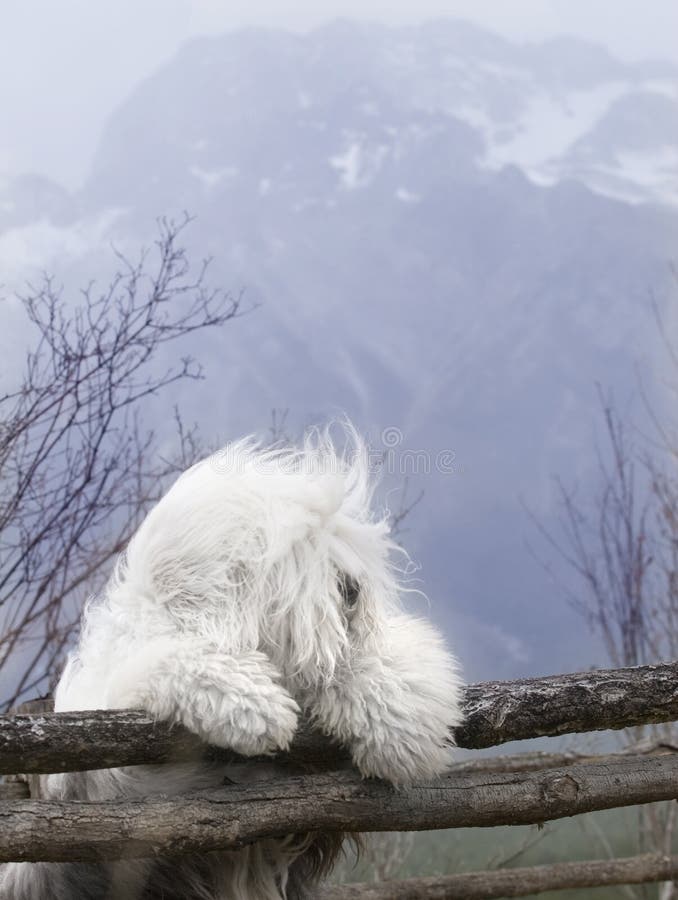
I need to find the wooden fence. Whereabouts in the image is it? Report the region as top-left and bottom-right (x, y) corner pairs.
(1, 661), (677, 897)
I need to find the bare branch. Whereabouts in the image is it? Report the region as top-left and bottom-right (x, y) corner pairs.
(319, 853), (678, 899)
(0, 217), (240, 706)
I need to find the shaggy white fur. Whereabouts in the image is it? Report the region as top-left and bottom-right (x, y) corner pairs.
(1, 427), (463, 900)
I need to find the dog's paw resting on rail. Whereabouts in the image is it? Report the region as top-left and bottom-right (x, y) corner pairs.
(0, 425), (462, 900)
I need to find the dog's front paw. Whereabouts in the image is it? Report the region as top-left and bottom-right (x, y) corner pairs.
(129, 647), (301, 757)
(347, 615), (463, 785)
(194, 678), (300, 756)
(351, 720), (454, 786)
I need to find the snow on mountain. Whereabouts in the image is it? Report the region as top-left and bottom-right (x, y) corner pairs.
(558, 90), (678, 204)
(478, 82), (629, 172)
(66, 20), (674, 218)
(361, 23), (678, 206)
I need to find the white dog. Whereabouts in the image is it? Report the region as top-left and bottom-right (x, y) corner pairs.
(1, 428), (463, 899)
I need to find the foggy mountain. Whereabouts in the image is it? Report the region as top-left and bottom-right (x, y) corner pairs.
(1, 19), (676, 681)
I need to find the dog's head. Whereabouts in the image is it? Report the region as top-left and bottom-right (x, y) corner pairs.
(132, 425), (405, 684)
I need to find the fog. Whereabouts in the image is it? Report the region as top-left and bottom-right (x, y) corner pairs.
(1, 2), (677, 690)
(1, 0), (677, 186)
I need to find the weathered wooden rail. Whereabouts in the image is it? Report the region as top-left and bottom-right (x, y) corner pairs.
(2, 753), (678, 863)
(2, 660), (677, 775)
(1, 660), (677, 896)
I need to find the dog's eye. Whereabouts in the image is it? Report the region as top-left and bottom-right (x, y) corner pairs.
(339, 574), (360, 608)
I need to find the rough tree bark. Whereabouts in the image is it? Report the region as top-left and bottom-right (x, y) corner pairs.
(457, 660), (678, 748)
(1, 660), (677, 775)
(1, 755), (677, 863)
(1, 743), (673, 803)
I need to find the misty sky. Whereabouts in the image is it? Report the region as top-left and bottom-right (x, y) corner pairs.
(1, 0), (677, 188)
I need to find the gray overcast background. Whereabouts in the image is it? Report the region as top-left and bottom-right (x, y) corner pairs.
(1, 0), (678, 188)
(1, 0), (677, 690)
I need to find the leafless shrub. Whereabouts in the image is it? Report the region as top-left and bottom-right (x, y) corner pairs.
(531, 285), (678, 898)
(0, 216), (239, 708)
